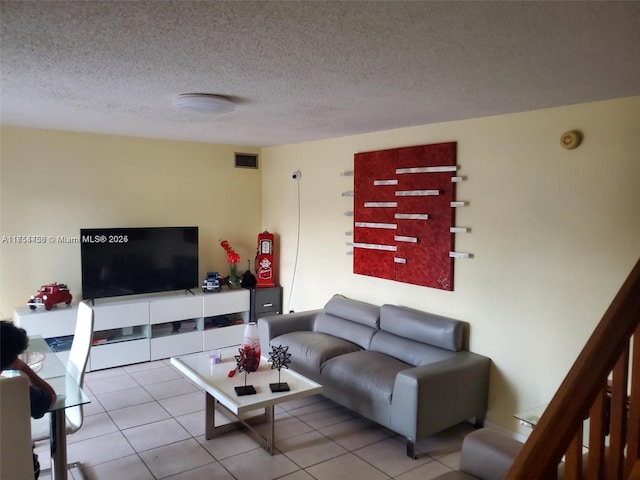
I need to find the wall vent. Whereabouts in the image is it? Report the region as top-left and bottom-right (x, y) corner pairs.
(235, 153), (258, 169)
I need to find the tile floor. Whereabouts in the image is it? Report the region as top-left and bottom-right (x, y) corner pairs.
(36, 358), (474, 480)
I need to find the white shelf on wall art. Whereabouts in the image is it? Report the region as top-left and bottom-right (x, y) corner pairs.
(449, 251), (473, 259)
(396, 166), (458, 174)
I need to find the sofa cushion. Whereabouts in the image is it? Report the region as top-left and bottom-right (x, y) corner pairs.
(323, 294), (380, 328)
(370, 331), (457, 367)
(314, 312), (378, 349)
(272, 331), (362, 380)
(380, 304), (463, 352)
(320, 350), (410, 404)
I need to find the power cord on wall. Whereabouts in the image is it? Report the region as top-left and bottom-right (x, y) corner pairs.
(287, 170), (302, 313)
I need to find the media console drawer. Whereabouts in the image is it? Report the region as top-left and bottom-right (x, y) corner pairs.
(90, 338), (150, 370)
(203, 289), (249, 317)
(203, 324), (244, 351)
(151, 330), (202, 360)
(150, 295), (202, 324)
(94, 301), (149, 330)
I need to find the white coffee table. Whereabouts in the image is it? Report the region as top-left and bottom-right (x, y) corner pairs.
(171, 349), (322, 454)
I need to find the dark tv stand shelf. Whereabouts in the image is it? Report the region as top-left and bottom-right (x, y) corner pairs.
(249, 286), (282, 323)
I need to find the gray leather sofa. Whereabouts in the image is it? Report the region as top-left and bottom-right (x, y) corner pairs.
(257, 294), (491, 458)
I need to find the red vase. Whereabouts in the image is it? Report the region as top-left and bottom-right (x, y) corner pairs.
(240, 322), (260, 372)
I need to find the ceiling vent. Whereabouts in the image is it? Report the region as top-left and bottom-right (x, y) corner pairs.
(235, 153), (258, 169)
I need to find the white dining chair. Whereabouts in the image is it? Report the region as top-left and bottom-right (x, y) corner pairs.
(31, 301), (94, 441)
(1, 373), (35, 479)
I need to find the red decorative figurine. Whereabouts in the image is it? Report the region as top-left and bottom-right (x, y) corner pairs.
(28, 283), (72, 310)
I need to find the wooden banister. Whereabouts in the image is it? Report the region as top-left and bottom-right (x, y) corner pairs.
(587, 385), (607, 480)
(506, 257), (640, 479)
(627, 324), (640, 476)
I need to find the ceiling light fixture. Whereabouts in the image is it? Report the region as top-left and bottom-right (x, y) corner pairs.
(173, 93), (235, 114)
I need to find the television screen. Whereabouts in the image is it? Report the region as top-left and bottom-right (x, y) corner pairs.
(80, 226), (198, 300)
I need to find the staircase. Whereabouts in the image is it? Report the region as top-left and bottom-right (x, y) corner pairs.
(505, 258), (640, 479)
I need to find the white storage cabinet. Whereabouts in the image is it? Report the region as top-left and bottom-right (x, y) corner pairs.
(90, 301), (151, 370)
(14, 288), (250, 371)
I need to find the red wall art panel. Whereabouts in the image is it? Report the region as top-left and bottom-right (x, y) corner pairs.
(353, 142), (457, 290)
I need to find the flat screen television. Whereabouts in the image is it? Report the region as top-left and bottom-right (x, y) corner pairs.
(80, 226), (198, 300)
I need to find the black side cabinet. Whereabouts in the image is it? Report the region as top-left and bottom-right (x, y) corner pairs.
(250, 286), (282, 323)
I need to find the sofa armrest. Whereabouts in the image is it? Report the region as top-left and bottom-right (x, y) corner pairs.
(257, 309), (321, 350)
(459, 429), (522, 480)
(390, 352), (491, 440)
(430, 429), (522, 480)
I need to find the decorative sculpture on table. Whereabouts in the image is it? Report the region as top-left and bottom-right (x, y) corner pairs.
(234, 346), (259, 396)
(268, 345), (292, 392)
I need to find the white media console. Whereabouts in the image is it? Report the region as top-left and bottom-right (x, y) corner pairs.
(14, 288), (250, 371)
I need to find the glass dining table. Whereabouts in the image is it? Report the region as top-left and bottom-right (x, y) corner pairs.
(27, 335), (91, 480)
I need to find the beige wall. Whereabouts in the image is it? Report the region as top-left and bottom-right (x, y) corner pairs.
(0, 127), (262, 317)
(2, 97), (638, 435)
(261, 96), (640, 433)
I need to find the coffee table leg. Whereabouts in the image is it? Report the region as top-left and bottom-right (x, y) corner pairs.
(205, 392), (215, 440)
(266, 405), (274, 455)
(205, 393), (248, 440)
(204, 392), (276, 454)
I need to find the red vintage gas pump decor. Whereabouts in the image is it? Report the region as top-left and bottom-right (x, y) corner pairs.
(256, 231), (275, 288)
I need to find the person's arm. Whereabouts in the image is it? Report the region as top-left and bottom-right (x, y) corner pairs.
(9, 358), (57, 407)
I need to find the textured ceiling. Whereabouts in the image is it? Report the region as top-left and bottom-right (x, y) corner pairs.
(1, 1), (639, 147)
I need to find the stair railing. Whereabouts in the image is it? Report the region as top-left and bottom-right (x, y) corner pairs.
(506, 257), (640, 479)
